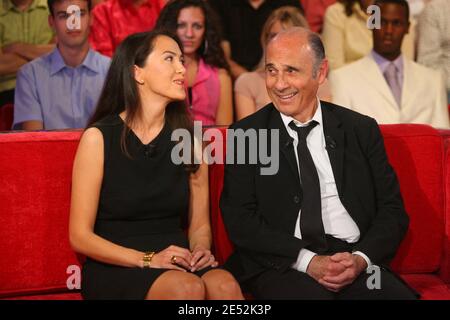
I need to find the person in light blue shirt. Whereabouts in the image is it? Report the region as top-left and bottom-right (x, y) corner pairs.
(13, 0), (110, 130)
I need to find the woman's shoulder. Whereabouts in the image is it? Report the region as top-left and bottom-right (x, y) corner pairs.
(90, 114), (122, 129)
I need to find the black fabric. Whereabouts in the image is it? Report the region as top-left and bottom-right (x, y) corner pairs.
(288, 120), (327, 253)
(0, 89), (14, 106)
(81, 115), (211, 300)
(245, 267), (417, 300)
(209, 0), (302, 71)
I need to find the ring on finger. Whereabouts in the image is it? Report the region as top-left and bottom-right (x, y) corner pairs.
(171, 255), (177, 264)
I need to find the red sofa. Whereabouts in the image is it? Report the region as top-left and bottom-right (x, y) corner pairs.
(0, 124), (449, 299)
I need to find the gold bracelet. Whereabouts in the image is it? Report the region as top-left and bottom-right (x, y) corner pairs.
(142, 251), (155, 268)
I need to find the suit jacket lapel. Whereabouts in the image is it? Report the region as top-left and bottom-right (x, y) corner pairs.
(321, 103), (345, 195)
(267, 105), (300, 185)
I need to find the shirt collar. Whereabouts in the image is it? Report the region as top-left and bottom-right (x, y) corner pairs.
(371, 49), (403, 74)
(279, 99), (323, 131)
(50, 47), (101, 75)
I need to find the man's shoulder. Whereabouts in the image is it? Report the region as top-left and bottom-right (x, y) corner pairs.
(91, 50), (112, 71)
(17, 51), (53, 78)
(230, 104), (276, 131)
(331, 56), (371, 78)
(405, 58), (443, 83)
(321, 101), (377, 128)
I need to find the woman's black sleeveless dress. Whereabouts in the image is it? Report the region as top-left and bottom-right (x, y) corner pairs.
(81, 115), (208, 299)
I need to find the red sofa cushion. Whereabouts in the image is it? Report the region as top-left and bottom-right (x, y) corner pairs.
(382, 125), (445, 274)
(0, 131), (83, 298)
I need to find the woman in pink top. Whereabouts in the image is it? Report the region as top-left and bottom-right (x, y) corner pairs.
(156, 0), (233, 126)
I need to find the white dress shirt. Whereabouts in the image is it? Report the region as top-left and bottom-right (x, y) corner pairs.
(279, 100), (372, 273)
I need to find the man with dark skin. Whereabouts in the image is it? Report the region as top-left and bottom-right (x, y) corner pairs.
(330, 0), (448, 128)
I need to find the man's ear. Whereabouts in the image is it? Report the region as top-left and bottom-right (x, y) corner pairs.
(317, 59), (329, 85)
(405, 21), (410, 34)
(48, 14), (55, 30)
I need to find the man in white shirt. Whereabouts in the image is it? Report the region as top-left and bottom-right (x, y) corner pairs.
(220, 26), (417, 299)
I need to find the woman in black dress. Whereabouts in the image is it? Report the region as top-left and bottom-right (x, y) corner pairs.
(69, 30), (243, 300)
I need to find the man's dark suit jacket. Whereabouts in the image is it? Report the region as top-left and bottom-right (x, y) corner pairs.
(220, 102), (409, 282)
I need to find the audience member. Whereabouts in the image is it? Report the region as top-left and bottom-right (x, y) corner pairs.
(0, 0), (55, 106)
(322, 0), (415, 70)
(156, 0), (232, 126)
(209, 0), (302, 79)
(406, 0), (430, 18)
(13, 0), (110, 130)
(417, 0), (450, 102)
(300, 0), (336, 33)
(234, 6), (332, 120)
(89, 0), (163, 57)
(330, 0), (448, 128)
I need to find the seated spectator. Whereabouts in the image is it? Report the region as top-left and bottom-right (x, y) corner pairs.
(209, 0), (302, 79)
(417, 0), (450, 103)
(329, 0), (448, 128)
(322, 0), (415, 70)
(89, 0), (163, 57)
(0, 0), (55, 106)
(300, 0), (336, 33)
(13, 0), (110, 130)
(156, 0), (232, 126)
(407, 0), (430, 19)
(234, 6), (332, 121)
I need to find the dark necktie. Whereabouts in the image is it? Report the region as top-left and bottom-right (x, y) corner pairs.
(288, 120), (328, 253)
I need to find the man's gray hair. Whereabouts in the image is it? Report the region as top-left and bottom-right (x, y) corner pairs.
(308, 32), (325, 78)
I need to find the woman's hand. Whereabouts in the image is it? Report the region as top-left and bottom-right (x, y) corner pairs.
(189, 246), (219, 272)
(150, 245), (192, 272)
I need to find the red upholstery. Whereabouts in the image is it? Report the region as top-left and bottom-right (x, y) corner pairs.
(0, 125), (449, 299)
(0, 131), (83, 299)
(0, 104), (13, 131)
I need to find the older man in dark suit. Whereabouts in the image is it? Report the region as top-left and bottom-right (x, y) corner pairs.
(220, 27), (417, 299)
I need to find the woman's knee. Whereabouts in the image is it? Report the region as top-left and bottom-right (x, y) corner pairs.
(202, 270), (243, 299)
(147, 271), (206, 300)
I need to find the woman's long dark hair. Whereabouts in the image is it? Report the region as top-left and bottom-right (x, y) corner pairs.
(87, 30), (198, 172)
(155, 0), (229, 70)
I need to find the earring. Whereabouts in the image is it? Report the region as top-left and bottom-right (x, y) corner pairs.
(203, 39), (208, 55)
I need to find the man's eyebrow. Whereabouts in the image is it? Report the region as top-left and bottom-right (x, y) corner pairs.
(284, 65), (301, 72)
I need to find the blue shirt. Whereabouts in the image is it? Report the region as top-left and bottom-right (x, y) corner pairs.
(13, 47), (110, 130)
